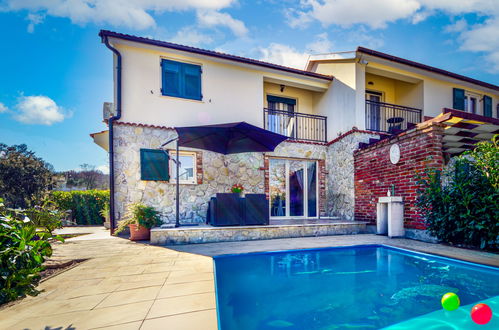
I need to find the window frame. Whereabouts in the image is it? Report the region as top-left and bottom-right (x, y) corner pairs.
(160, 58), (202, 101)
(168, 150), (198, 185)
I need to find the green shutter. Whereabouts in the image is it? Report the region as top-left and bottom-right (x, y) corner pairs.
(162, 60), (181, 97)
(183, 63), (202, 100)
(453, 88), (465, 110)
(161, 59), (202, 100)
(483, 95), (492, 117)
(140, 149), (169, 181)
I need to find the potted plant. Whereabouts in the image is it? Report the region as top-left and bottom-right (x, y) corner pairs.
(231, 183), (244, 197)
(100, 203), (110, 229)
(115, 203), (161, 241)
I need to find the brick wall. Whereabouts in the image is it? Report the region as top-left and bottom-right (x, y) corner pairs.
(353, 123), (445, 229)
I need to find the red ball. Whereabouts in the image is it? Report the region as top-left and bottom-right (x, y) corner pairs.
(470, 303), (493, 325)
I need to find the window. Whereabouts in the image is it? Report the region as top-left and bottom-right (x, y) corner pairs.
(169, 151), (197, 184)
(464, 95), (477, 114)
(161, 59), (202, 100)
(140, 149), (169, 181)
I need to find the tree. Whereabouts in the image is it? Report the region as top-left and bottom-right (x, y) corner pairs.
(63, 164), (108, 190)
(0, 143), (55, 208)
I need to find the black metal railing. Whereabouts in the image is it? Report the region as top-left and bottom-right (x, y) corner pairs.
(365, 100), (422, 133)
(264, 108), (327, 143)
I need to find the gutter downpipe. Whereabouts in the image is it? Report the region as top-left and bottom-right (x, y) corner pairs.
(102, 34), (122, 235)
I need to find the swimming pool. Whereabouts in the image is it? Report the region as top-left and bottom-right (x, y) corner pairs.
(213, 245), (499, 329)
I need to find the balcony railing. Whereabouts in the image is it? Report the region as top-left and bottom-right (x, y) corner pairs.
(365, 100), (422, 133)
(264, 108), (327, 143)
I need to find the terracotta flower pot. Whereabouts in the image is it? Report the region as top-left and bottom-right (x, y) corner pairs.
(128, 224), (150, 241)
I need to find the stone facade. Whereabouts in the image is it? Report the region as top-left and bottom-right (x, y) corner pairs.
(326, 130), (380, 220)
(113, 122), (337, 225)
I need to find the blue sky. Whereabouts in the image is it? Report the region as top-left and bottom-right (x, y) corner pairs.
(0, 0), (498, 172)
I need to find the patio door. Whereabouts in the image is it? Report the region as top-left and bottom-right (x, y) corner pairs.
(269, 158), (318, 219)
(366, 91), (382, 131)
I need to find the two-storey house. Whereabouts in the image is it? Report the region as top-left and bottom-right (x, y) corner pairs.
(92, 30), (499, 240)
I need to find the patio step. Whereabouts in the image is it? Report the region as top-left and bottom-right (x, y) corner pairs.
(150, 221), (369, 245)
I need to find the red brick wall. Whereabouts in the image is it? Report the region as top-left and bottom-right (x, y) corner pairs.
(354, 123), (445, 229)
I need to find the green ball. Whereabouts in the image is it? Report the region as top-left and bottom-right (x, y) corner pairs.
(441, 292), (460, 311)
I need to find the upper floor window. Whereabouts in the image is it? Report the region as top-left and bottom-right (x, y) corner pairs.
(161, 59), (202, 101)
(454, 88), (494, 117)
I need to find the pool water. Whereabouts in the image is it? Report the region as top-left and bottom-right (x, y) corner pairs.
(213, 245), (499, 330)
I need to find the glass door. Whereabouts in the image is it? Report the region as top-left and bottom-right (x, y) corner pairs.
(269, 158), (318, 219)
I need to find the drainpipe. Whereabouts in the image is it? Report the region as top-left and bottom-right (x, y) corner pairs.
(101, 33), (122, 235)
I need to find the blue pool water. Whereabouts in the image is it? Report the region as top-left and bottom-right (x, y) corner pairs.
(213, 245), (499, 330)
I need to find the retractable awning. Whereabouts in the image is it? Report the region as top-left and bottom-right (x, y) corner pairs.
(428, 109), (499, 154)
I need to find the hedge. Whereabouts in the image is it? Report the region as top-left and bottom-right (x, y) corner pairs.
(49, 190), (109, 225)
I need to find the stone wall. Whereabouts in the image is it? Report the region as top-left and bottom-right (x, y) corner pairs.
(113, 122), (330, 225)
(353, 122), (445, 229)
(326, 130), (380, 220)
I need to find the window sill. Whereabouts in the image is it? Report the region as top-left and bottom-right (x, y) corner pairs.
(159, 94), (204, 103)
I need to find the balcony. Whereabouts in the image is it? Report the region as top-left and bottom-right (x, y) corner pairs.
(264, 108), (327, 143)
(365, 100), (422, 134)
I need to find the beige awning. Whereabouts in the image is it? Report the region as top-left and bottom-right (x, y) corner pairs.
(428, 109), (499, 154)
(90, 130), (109, 151)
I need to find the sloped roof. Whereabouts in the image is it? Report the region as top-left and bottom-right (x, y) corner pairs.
(99, 30), (333, 81)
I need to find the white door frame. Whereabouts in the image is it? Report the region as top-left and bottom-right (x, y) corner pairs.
(269, 158), (319, 219)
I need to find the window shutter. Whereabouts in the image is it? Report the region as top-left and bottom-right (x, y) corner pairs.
(453, 88), (465, 110)
(161, 60), (181, 97)
(140, 149), (169, 181)
(483, 95), (492, 117)
(183, 63), (202, 100)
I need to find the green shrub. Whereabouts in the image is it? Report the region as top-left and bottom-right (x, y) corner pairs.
(416, 136), (499, 250)
(24, 200), (66, 233)
(49, 190), (109, 225)
(0, 199), (63, 304)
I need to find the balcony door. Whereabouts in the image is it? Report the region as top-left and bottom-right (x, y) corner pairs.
(366, 90), (383, 131)
(269, 158), (318, 219)
(267, 95), (296, 138)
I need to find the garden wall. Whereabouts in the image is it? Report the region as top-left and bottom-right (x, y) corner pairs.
(353, 122), (445, 230)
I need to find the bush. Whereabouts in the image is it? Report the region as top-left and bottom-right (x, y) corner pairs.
(0, 199), (62, 304)
(49, 190), (109, 225)
(24, 200), (66, 233)
(416, 136), (499, 250)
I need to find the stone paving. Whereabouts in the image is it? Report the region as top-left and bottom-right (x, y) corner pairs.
(0, 232), (497, 330)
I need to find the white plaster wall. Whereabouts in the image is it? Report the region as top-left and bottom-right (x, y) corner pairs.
(313, 62), (358, 138)
(118, 44), (263, 127)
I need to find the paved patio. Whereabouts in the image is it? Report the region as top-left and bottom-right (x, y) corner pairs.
(0, 231), (497, 329)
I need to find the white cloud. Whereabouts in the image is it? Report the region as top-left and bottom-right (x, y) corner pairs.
(259, 43), (309, 69)
(0, 102), (8, 113)
(306, 32), (333, 53)
(96, 164), (109, 174)
(288, 0), (499, 73)
(458, 17), (499, 72)
(292, 0), (421, 29)
(26, 13), (44, 33)
(4, 0), (236, 30)
(258, 33), (335, 69)
(197, 10), (248, 37)
(169, 26), (214, 46)
(14, 95), (70, 125)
